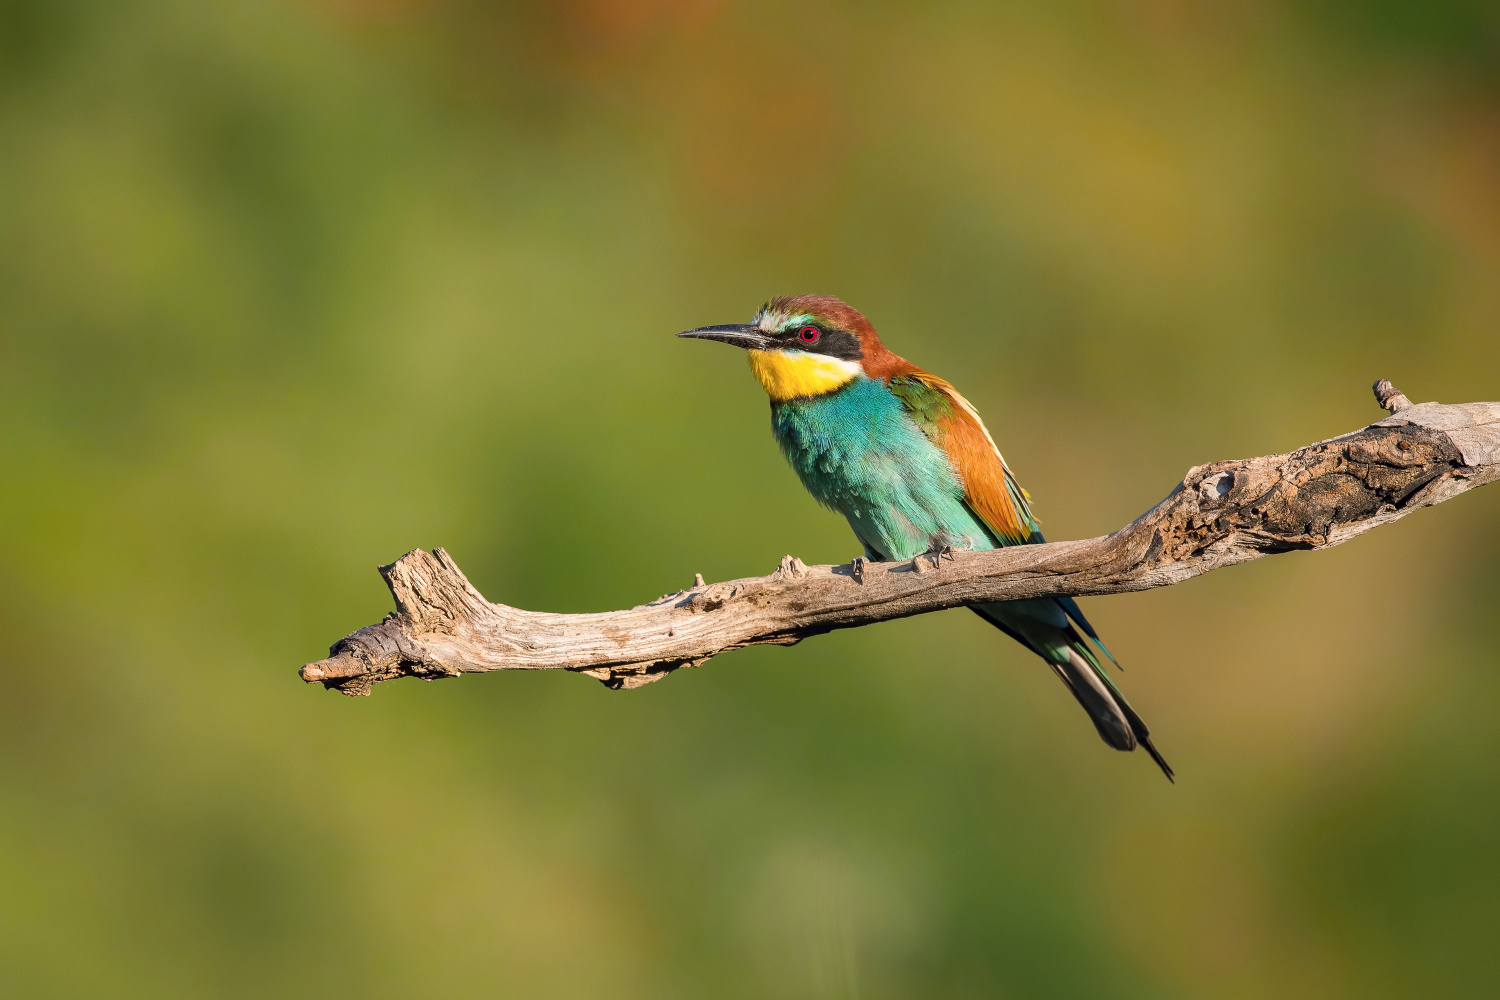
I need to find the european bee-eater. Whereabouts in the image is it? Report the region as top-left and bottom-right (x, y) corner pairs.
(680, 295), (1172, 780)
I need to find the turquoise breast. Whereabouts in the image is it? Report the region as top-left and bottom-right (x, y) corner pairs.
(771, 376), (999, 560)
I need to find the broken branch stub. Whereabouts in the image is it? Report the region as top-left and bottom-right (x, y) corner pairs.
(301, 383), (1500, 696)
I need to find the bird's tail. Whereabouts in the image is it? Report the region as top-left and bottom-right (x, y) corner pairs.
(973, 599), (1173, 781)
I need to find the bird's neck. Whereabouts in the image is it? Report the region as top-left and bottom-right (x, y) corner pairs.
(747, 350), (863, 403)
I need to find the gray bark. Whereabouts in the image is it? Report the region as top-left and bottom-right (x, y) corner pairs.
(302, 383), (1500, 696)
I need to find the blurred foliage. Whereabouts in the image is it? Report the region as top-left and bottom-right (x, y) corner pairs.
(1, 0), (1499, 996)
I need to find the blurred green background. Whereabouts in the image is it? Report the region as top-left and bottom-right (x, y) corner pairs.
(2, 0), (1499, 996)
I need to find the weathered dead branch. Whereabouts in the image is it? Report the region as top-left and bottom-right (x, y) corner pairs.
(302, 383), (1499, 696)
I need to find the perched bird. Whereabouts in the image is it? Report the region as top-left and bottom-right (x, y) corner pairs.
(679, 295), (1172, 779)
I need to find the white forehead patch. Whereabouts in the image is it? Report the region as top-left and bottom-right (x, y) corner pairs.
(753, 309), (815, 334)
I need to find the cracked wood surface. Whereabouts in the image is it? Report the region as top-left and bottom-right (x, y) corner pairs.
(302, 383), (1500, 696)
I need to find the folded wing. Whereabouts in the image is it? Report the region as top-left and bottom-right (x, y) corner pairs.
(886, 369), (1036, 547)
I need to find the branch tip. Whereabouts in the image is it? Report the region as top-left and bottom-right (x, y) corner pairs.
(299, 650), (378, 695)
(1374, 379), (1413, 413)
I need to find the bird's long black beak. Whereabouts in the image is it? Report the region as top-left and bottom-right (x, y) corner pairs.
(676, 324), (773, 350)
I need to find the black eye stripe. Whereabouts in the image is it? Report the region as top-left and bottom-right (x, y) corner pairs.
(777, 325), (863, 362)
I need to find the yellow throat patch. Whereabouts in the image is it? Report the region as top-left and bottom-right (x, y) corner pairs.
(747, 350), (861, 402)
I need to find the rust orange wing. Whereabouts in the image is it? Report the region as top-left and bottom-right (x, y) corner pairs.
(886, 369), (1038, 546)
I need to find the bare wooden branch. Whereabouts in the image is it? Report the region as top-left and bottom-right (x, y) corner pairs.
(302, 384), (1500, 696)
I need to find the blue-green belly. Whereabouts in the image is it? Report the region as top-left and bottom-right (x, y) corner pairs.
(772, 376), (1157, 765)
(773, 376), (1085, 666)
(771, 376), (998, 560)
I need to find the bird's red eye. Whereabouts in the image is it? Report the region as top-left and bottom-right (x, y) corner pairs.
(798, 326), (819, 343)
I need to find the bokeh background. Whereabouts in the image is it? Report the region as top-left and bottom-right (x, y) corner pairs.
(3, 0), (1499, 996)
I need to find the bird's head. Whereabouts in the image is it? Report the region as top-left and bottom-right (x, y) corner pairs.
(678, 295), (897, 402)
